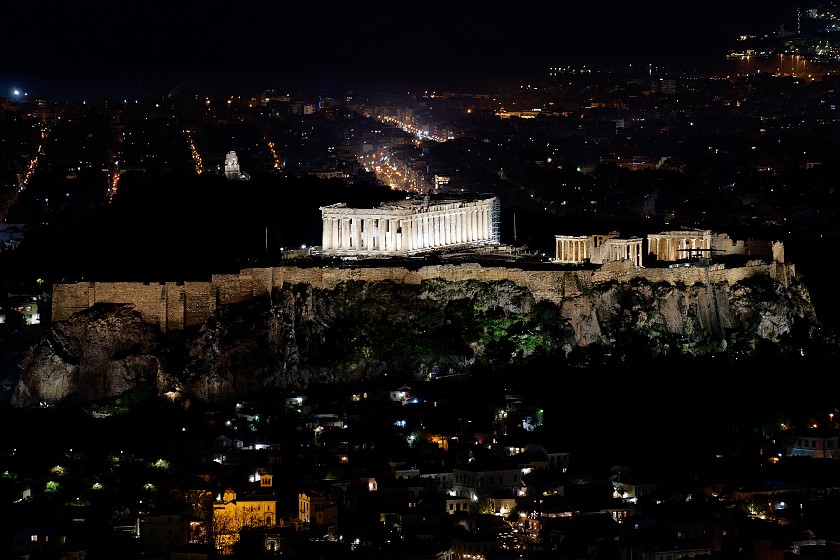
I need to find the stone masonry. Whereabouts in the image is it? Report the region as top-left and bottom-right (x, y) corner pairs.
(51, 260), (792, 333)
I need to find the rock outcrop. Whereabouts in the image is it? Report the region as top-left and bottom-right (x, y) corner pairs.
(12, 271), (820, 407)
(13, 304), (164, 407)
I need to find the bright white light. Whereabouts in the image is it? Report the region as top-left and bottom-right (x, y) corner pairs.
(12, 89), (20, 96)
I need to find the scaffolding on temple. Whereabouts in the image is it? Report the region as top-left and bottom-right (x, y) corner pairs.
(319, 197), (500, 256)
(490, 197), (501, 244)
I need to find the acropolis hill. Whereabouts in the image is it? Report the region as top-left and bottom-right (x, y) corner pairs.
(24, 246), (813, 407)
(51, 196), (794, 333)
(52, 258), (794, 334)
(26, 199), (817, 406)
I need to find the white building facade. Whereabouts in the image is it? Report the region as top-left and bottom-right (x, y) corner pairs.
(224, 150), (249, 180)
(319, 197), (500, 256)
(555, 233), (644, 267)
(647, 230), (712, 262)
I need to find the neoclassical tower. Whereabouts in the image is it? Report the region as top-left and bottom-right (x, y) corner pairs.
(224, 151), (244, 180)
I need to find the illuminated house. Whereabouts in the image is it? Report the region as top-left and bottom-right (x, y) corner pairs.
(6, 296), (41, 325)
(784, 428), (840, 459)
(445, 497), (471, 514)
(452, 460), (523, 500)
(298, 490), (336, 526)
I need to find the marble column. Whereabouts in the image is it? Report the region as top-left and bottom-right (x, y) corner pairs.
(473, 209), (479, 241)
(340, 218), (349, 249)
(390, 219), (398, 251)
(423, 214), (432, 249)
(462, 211), (468, 243)
(444, 214), (451, 245)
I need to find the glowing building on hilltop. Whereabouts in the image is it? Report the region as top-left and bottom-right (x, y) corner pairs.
(554, 232), (644, 267)
(224, 150), (249, 180)
(319, 196), (500, 256)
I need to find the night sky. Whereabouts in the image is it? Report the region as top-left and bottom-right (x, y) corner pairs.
(3, 0), (798, 99)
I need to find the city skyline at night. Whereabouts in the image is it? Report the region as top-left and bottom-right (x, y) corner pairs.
(4, 1), (840, 558)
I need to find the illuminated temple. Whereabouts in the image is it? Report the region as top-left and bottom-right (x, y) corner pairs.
(319, 197), (500, 256)
(554, 230), (713, 267)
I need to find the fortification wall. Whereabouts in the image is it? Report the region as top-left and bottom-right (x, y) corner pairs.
(51, 261), (787, 331)
(184, 282), (216, 328)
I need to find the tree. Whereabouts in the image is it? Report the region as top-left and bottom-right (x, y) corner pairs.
(469, 497), (494, 515)
(184, 490), (214, 545)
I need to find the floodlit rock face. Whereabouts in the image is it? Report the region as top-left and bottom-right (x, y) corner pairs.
(13, 271), (820, 406)
(12, 304), (164, 408)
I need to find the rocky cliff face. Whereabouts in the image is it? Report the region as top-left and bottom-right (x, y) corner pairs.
(12, 272), (820, 407)
(13, 304), (167, 407)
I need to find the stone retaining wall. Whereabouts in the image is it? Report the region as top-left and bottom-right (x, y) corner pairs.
(51, 261), (790, 332)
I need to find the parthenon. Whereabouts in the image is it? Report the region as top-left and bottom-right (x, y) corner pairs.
(319, 197), (500, 256)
